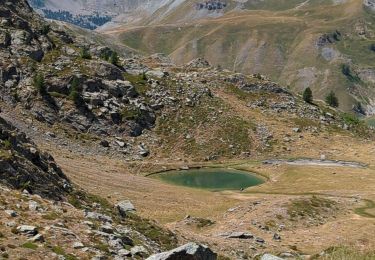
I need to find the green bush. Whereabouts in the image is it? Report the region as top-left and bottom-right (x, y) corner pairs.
(142, 72), (147, 81)
(3, 139), (11, 150)
(69, 77), (83, 106)
(303, 87), (313, 103)
(342, 113), (360, 126)
(80, 47), (91, 59)
(33, 73), (46, 95)
(341, 64), (360, 83)
(40, 24), (50, 35)
(109, 51), (119, 66)
(325, 91), (339, 108)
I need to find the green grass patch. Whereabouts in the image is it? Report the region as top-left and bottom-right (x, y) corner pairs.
(287, 196), (337, 219)
(127, 213), (177, 250)
(22, 242), (38, 250)
(354, 199), (375, 218)
(52, 246), (65, 255)
(314, 246), (375, 260)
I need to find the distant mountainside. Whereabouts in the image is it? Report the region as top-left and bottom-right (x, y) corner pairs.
(27, 0), (375, 114)
(98, 0), (375, 115)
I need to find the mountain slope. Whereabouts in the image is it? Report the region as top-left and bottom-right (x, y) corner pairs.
(100, 0), (375, 113)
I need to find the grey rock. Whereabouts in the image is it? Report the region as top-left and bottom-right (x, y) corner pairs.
(28, 200), (40, 211)
(73, 242), (85, 249)
(100, 224), (114, 234)
(17, 225), (38, 236)
(108, 238), (124, 250)
(146, 242), (217, 260)
(227, 232), (254, 239)
(131, 245), (148, 256)
(261, 254), (283, 260)
(28, 234), (44, 242)
(292, 128), (301, 133)
(115, 140), (126, 148)
(5, 209), (17, 217)
(6, 221), (16, 227)
(273, 233), (281, 241)
(117, 249), (131, 257)
(146, 70), (167, 78)
(85, 211), (112, 223)
(115, 200), (136, 217)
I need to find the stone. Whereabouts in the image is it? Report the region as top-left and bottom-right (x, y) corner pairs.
(115, 140), (126, 148)
(227, 232), (254, 239)
(292, 127), (301, 133)
(83, 221), (94, 227)
(279, 252), (295, 258)
(28, 200), (40, 211)
(273, 233), (281, 241)
(131, 245), (148, 256)
(17, 225), (38, 236)
(73, 242), (85, 249)
(100, 140), (110, 147)
(139, 149), (150, 157)
(6, 221), (16, 227)
(108, 238), (124, 250)
(100, 224), (114, 234)
(117, 249), (131, 257)
(261, 254), (283, 260)
(28, 234), (44, 242)
(115, 200), (136, 217)
(5, 210), (17, 217)
(146, 242), (217, 260)
(85, 211), (112, 223)
(146, 70), (166, 78)
(45, 132), (56, 138)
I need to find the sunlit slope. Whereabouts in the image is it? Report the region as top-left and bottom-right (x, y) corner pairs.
(105, 0), (375, 112)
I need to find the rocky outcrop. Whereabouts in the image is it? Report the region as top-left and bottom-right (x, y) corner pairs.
(185, 58), (211, 70)
(364, 0), (375, 11)
(146, 242), (217, 260)
(0, 116), (71, 199)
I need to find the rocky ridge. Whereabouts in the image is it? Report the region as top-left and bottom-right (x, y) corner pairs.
(0, 116), (71, 199)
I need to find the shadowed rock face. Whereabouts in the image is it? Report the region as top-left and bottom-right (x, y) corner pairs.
(0, 116), (71, 199)
(146, 242), (217, 260)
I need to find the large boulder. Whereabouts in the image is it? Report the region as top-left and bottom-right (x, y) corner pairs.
(115, 200), (136, 217)
(146, 242), (217, 260)
(92, 61), (124, 81)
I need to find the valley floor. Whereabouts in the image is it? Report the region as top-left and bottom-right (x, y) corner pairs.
(46, 144), (375, 258)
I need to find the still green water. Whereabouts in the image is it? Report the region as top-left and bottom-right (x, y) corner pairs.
(155, 168), (264, 191)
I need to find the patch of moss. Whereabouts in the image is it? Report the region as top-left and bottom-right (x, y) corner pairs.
(52, 246), (65, 255)
(22, 242), (38, 250)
